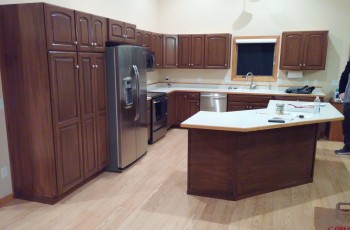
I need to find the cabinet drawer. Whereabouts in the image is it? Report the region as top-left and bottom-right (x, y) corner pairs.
(228, 94), (272, 103)
(187, 92), (200, 100)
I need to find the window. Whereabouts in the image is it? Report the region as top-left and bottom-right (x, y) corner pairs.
(231, 36), (280, 82)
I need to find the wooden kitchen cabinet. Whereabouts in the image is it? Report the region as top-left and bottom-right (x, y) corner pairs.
(205, 34), (231, 69)
(167, 92), (176, 129)
(136, 29), (152, 47)
(227, 94), (273, 111)
(163, 35), (178, 68)
(75, 11), (107, 52)
(108, 19), (136, 44)
(44, 4), (77, 51)
(178, 35), (205, 68)
(0, 3), (108, 204)
(175, 92), (200, 124)
(152, 33), (163, 68)
(279, 31), (328, 70)
(328, 99), (343, 142)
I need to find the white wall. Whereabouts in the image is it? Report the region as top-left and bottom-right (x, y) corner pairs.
(158, 0), (350, 98)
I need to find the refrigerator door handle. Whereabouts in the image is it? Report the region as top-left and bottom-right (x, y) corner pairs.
(132, 65), (140, 122)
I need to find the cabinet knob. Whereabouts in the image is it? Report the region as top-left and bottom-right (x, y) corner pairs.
(303, 64), (306, 67)
(76, 65), (79, 69)
(95, 64), (98, 69)
(91, 42), (94, 46)
(156, 64), (160, 66)
(299, 64), (302, 67)
(94, 43), (97, 46)
(74, 41), (78, 45)
(225, 64), (227, 66)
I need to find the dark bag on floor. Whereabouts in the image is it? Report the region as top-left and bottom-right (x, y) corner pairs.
(285, 85), (315, 94)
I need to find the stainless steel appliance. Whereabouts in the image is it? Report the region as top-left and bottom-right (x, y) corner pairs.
(147, 92), (167, 143)
(200, 93), (227, 112)
(106, 45), (148, 171)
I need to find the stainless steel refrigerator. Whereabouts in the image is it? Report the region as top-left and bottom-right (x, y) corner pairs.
(106, 45), (148, 171)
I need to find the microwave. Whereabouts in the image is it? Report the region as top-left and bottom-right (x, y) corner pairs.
(146, 51), (155, 71)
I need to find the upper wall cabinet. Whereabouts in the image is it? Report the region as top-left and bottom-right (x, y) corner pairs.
(44, 4), (77, 51)
(136, 29), (152, 47)
(205, 34), (231, 69)
(152, 33), (163, 68)
(44, 4), (107, 52)
(163, 35), (178, 68)
(75, 11), (107, 52)
(178, 35), (205, 69)
(108, 19), (136, 44)
(279, 31), (328, 70)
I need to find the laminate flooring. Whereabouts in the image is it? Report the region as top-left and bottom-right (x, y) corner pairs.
(1, 128), (350, 229)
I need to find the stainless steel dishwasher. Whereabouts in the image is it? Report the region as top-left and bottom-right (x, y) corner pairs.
(200, 93), (227, 112)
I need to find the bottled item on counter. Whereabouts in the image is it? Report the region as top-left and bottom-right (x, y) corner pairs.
(314, 96), (321, 115)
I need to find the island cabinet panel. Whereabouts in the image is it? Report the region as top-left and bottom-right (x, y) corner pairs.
(227, 94), (273, 111)
(235, 125), (317, 198)
(0, 3), (108, 204)
(187, 124), (318, 201)
(188, 129), (235, 199)
(279, 31), (328, 70)
(44, 4), (77, 51)
(274, 95), (322, 102)
(163, 35), (178, 68)
(204, 34), (231, 69)
(175, 92), (200, 124)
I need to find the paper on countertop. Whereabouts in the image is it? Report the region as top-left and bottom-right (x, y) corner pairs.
(287, 71), (303, 79)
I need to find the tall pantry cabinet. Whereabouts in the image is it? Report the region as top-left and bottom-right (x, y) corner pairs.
(0, 3), (108, 203)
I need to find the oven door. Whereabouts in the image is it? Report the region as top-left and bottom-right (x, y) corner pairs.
(152, 96), (167, 131)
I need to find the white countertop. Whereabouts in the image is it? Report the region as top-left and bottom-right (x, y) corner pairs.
(147, 83), (325, 97)
(180, 100), (343, 132)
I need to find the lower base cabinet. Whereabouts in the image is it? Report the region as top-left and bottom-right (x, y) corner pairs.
(175, 92), (200, 124)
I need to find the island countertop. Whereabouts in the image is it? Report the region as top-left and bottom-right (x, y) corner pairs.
(181, 100), (344, 132)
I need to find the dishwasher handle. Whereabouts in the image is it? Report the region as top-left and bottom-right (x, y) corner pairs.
(200, 95), (227, 99)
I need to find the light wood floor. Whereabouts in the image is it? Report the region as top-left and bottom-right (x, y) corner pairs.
(1, 128), (350, 229)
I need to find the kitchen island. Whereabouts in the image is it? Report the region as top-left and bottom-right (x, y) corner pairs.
(181, 100), (343, 200)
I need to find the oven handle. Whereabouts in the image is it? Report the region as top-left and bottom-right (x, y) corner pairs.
(132, 65), (140, 122)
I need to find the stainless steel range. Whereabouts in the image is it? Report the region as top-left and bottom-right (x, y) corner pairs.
(147, 92), (167, 143)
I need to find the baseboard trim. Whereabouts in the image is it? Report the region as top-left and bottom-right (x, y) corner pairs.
(0, 193), (14, 207)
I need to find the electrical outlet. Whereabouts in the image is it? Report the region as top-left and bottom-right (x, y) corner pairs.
(331, 80), (339, 86)
(1, 166), (8, 178)
(165, 76), (169, 81)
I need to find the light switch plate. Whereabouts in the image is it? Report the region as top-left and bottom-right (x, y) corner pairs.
(0, 98), (3, 110)
(1, 166), (8, 178)
(331, 80), (339, 86)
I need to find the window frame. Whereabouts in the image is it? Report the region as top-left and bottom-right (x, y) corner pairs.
(231, 35), (280, 82)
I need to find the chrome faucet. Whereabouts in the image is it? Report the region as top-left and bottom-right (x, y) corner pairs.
(244, 72), (256, 89)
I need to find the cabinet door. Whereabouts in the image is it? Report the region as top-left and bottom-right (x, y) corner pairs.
(108, 19), (124, 42)
(175, 92), (188, 124)
(48, 52), (84, 195)
(163, 35), (178, 68)
(192, 35), (205, 68)
(152, 33), (163, 68)
(178, 35), (191, 68)
(205, 34), (231, 69)
(279, 32), (304, 70)
(94, 54), (108, 169)
(75, 11), (92, 52)
(78, 53), (99, 178)
(91, 15), (107, 52)
(187, 100), (200, 118)
(303, 31), (328, 70)
(124, 22), (136, 44)
(143, 31), (152, 47)
(135, 30), (143, 46)
(44, 4), (77, 51)
(167, 92), (176, 129)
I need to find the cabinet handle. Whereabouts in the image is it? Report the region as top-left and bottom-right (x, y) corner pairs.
(91, 42), (94, 46)
(95, 64), (98, 69)
(74, 41), (78, 45)
(94, 43), (97, 46)
(299, 64), (302, 67)
(303, 64), (306, 67)
(91, 65), (95, 69)
(156, 64), (160, 66)
(76, 65), (79, 69)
